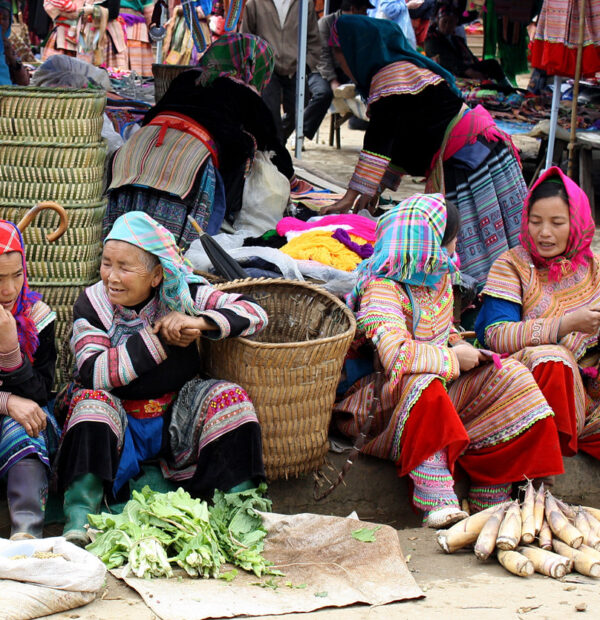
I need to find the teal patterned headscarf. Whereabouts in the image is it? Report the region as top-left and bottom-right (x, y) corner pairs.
(105, 212), (207, 315)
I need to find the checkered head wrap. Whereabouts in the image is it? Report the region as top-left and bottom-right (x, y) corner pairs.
(105, 212), (207, 315)
(346, 194), (458, 310)
(0, 220), (41, 360)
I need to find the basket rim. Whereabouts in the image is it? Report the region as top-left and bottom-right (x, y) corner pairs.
(0, 86), (107, 98)
(212, 277), (356, 350)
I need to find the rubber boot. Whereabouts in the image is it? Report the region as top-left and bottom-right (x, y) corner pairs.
(7, 457), (48, 540)
(63, 473), (104, 547)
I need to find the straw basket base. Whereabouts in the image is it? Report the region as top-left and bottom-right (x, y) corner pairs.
(204, 278), (356, 480)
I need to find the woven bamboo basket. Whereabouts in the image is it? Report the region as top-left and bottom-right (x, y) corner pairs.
(0, 179), (105, 202)
(23, 223), (102, 248)
(0, 164), (104, 184)
(204, 279), (356, 480)
(0, 87), (106, 119)
(0, 140), (107, 168)
(0, 116), (104, 143)
(27, 258), (100, 283)
(0, 200), (107, 229)
(152, 64), (195, 102)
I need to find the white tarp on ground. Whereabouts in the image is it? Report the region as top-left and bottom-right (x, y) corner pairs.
(115, 511), (424, 619)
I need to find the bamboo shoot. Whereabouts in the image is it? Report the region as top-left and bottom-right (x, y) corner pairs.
(533, 482), (545, 535)
(517, 545), (570, 578)
(497, 500), (522, 550)
(474, 504), (507, 560)
(436, 504), (508, 553)
(546, 493), (583, 548)
(520, 481), (535, 544)
(497, 549), (534, 577)
(553, 540), (600, 578)
(539, 519), (552, 550)
(575, 509), (600, 550)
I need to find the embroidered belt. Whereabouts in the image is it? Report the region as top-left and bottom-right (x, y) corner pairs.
(122, 391), (176, 420)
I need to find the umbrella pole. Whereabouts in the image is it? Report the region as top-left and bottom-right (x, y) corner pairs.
(545, 75), (562, 170)
(567, 0), (587, 178)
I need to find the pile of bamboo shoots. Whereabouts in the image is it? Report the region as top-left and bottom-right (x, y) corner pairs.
(437, 482), (600, 579)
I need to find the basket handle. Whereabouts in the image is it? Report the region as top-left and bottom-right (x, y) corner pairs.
(17, 201), (69, 242)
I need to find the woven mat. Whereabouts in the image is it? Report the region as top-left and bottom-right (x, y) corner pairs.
(114, 511), (423, 619)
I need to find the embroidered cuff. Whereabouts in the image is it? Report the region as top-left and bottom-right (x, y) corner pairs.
(0, 391), (10, 415)
(380, 163), (404, 191)
(0, 346), (23, 371)
(446, 348), (461, 381)
(198, 310), (230, 340)
(348, 150), (390, 197)
(532, 318), (562, 346)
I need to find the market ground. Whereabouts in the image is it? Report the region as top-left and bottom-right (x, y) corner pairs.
(43, 114), (600, 620)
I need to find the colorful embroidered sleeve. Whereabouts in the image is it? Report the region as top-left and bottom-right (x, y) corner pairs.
(349, 150), (391, 196)
(478, 252), (561, 352)
(193, 285), (268, 340)
(72, 290), (168, 391)
(357, 279), (460, 386)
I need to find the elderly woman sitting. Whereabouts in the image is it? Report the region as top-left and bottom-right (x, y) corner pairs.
(56, 212), (268, 546)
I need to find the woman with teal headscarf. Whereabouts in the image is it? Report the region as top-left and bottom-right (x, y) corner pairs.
(323, 15), (527, 292)
(56, 212), (269, 546)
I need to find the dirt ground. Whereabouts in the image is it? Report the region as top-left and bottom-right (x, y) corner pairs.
(45, 525), (598, 620)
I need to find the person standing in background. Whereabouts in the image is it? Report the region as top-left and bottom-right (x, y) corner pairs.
(304, 0), (373, 142)
(369, 0), (421, 49)
(242, 0), (321, 145)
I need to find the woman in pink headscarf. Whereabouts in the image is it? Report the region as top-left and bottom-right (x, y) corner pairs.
(475, 166), (600, 460)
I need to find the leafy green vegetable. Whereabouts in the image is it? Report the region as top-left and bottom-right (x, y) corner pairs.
(218, 568), (238, 582)
(314, 591), (328, 598)
(86, 484), (278, 580)
(351, 526), (382, 543)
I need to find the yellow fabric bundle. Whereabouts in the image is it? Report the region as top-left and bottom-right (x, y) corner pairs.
(280, 230), (364, 272)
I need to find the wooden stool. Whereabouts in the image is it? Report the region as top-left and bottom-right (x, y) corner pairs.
(328, 112), (352, 149)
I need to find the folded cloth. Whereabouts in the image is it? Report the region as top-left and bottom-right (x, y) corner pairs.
(276, 214), (377, 243)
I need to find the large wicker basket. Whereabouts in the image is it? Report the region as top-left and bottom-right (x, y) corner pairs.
(204, 279), (356, 480)
(152, 64), (195, 102)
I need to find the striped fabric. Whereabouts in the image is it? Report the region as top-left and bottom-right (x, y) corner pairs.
(367, 61), (444, 106)
(109, 122), (212, 200)
(348, 150), (391, 197)
(335, 277), (553, 461)
(444, 141), (526, 289)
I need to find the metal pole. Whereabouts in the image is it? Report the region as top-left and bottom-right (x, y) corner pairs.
(567, 0), (587, 178)
(545, 74), (562, 170)
(324, 0), (331, 14)
(294, 0), (309, 159)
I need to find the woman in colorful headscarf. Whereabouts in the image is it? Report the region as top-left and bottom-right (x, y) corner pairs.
(0, 221), (57, 540)
(56, 211), (268, 546)
(322, 15), (527, 292)
(334, 194), (563, 526)
(104, 33), (294, 250)
(476, 167), (600, 461)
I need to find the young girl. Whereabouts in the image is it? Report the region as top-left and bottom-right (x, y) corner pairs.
(334, 194), (564, 526)
(0, 220), (57, 539)
(476, 166), (600, 459)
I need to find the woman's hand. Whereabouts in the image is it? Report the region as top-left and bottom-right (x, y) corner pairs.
(559, 306), (600, 338)
(7, 395), (46, 438)
(453, 343), (485, 372)
(0, 306), (19, 353)
(153, 311), (214, 347)
(320, 189), (359, 215)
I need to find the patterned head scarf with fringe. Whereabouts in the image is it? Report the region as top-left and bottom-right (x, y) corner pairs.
(105, 212), (207, 315)
(197, 33), (274, 93)
(0, 221), (41, 360)
(520, 166), (594, 282)
(346, 194), (458, 310)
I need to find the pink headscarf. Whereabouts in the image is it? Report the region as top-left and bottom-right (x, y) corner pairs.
(519, 166), (594, 282)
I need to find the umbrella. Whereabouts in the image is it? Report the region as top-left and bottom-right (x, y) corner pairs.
(186, 215), (249, 281)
